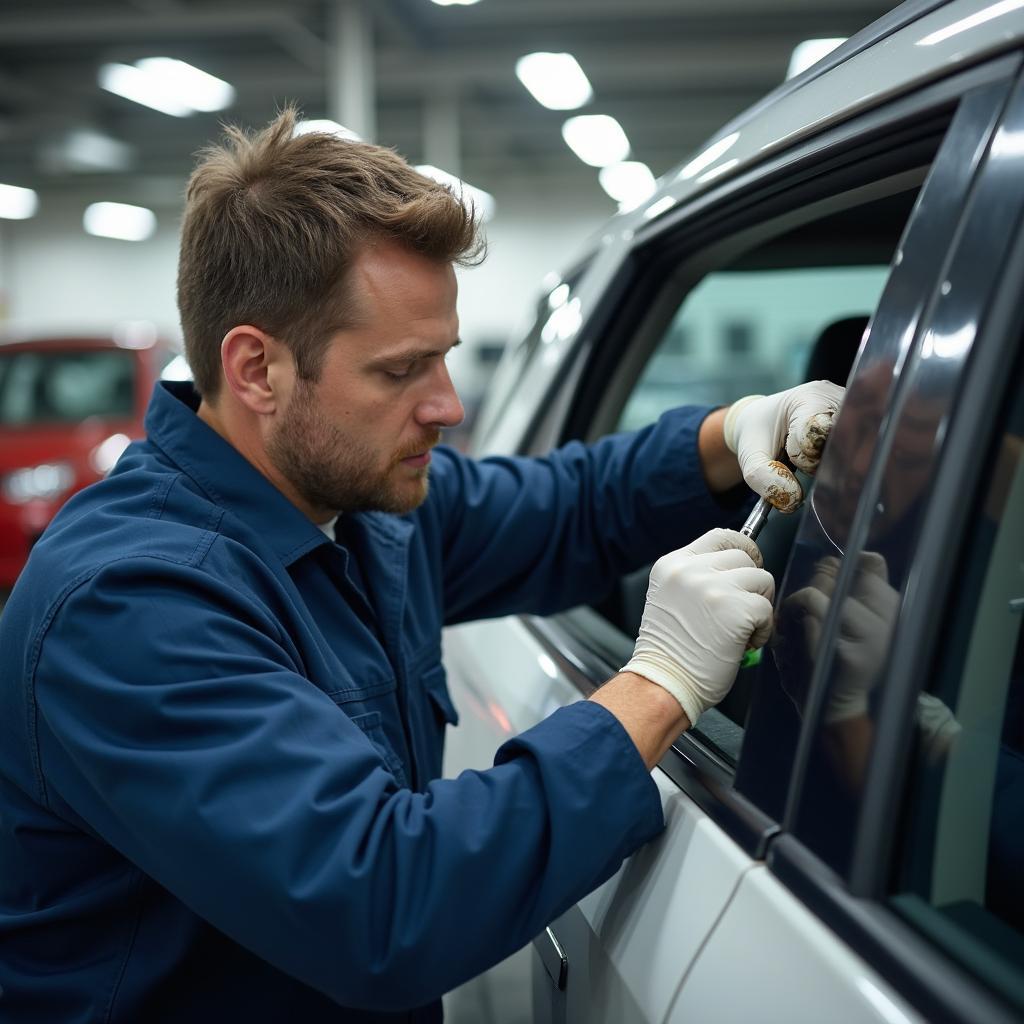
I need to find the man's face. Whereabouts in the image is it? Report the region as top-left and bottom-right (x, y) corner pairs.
(266, 240), (464, 517)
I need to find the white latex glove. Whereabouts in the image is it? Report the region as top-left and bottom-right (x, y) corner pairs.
(621, 528), (775, 727)
(723, 380), (845, 512)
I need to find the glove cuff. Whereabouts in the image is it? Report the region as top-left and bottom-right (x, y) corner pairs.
(722, 394), (764, 453)
(620, 657), (704, 728)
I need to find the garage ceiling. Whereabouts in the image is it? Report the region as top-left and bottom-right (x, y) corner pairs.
(0, 0), (896, 205)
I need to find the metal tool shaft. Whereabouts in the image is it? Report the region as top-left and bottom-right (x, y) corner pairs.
(739, 495), (772, 541)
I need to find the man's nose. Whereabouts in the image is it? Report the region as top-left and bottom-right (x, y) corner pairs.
(417, 362), (465, 428)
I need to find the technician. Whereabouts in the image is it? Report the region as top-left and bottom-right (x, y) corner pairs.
(0, 108), (843, 1022)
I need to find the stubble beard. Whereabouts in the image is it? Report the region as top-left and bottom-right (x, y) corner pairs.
(267, 381), (437, 517)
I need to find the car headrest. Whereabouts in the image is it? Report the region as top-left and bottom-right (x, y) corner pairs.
(804, 315), (869, 387)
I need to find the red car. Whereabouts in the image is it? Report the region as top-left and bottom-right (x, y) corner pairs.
(0, 336), (170, 591)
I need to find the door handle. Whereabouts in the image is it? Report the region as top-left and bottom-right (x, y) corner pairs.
(533, 926), (568, 990)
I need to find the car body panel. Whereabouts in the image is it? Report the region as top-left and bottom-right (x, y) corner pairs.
(667, 867), (925, 1024)
(560, 775), (753, 1024)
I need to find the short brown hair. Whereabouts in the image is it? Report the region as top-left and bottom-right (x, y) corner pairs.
(177, 106), (485, 398)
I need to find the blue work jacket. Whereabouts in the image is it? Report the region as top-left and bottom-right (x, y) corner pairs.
(0, 381), (742, 1022)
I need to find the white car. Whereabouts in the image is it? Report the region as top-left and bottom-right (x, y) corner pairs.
(442, 1), (1024, 1021)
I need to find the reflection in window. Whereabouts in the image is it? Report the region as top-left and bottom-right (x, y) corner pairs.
(891, 360), (1024, 1012)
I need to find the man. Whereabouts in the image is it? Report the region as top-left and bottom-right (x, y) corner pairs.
(0, 109), (842, 1022)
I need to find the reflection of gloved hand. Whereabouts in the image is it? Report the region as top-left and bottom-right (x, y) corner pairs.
(723, 381), (845, 511)
(914, 692), (961, 763)
(785, 553), (960, 758)
(785, 551), (897, 722)
(621, 528), (775, 727)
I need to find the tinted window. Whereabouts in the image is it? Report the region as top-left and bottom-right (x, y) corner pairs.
(889, 359), (1024, 1011)
(0, 350), (136, 426)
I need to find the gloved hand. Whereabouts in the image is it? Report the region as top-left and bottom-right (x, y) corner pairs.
(723, 380), (845, 512)
(621, 528), (775, 727)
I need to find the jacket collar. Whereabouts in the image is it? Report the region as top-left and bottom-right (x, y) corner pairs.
(145, 380), (333, 566)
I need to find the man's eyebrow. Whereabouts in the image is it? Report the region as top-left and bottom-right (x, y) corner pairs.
(367, 337), (462, 368)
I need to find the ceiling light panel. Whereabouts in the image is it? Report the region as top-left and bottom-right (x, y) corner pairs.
(41, 130), (135, 174)
(83, 202), (157, 242)
(516, 53), (593, 110)
(0, 183), (39, 220)
(134, 58), (235, 113)
(598, 161), (657, 210)
(99, 59), (234, 116)
(561, 114), (630, 168)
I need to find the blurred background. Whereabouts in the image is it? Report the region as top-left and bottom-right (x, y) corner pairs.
(0, 0), (895, 399)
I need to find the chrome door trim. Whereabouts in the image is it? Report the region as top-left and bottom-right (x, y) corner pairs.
(532, 927), (568, 991)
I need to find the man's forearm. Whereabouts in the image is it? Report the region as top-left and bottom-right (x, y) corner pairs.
(589, 672), (690, 771)
(697, 406), (744, 494)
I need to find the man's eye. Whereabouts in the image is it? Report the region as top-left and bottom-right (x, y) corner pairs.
(384, 367), (411, 381)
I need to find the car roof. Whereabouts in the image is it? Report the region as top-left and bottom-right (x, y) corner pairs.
(584, 0), (1024, 250)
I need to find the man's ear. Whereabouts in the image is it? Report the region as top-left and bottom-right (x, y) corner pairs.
(220, 326), (292, 415)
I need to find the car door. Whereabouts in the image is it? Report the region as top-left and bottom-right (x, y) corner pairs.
(442, 48), (1023, 1024)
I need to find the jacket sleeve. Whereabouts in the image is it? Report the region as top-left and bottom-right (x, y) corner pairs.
(429, 404), (752, 623)
(31, 556), (664, 1012)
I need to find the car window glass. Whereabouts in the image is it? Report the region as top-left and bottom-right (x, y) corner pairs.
(888, 358), (1024, 1012)
(617, 266), (887, 431)
(0, 350), (136, 425)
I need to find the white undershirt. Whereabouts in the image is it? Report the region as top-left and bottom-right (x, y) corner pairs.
(317, 515), (339, 539)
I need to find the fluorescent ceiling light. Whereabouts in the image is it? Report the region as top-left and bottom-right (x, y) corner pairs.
(134, 58), (235, 113)
(294, 119), (362, 141)
(83, 201), (157, 242)
(430, 0), (482, 5)
(598, 161), (657, 211)
(786, 38), (846, 79)
(0, 183), (39, 220)
(516, 52), (593, 110)
(99, 58), (234, 116)
(100, 63), (192, 116)
(41, 129), (135, 174)
(561, 114), (630, 168)
(415, 164), (496, 222)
